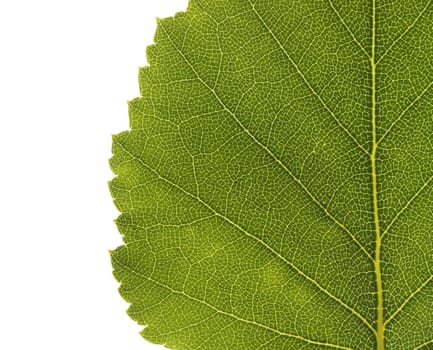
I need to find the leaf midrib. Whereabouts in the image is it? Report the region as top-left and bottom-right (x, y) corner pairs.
(370, 1), (384, 349)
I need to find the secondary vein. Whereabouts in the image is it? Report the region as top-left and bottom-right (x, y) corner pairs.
(326, 0), (371, 59)
(384, 275), (433, 328)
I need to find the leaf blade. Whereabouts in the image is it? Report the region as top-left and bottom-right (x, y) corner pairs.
(110, 0), (433, 348)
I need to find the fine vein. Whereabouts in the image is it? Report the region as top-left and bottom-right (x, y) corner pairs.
(327, 0), (370, 59)
(413, 339), (433, 350)
(384, 275), (433, 328)
(381, 174), (433, 239)
(376, 0), (432, 65)
(377, 80), (433, 146)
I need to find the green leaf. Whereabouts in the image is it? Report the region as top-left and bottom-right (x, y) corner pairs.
(109, 0), (433, 349)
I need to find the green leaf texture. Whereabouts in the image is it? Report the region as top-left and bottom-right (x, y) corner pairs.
(109, 1), (433, 349)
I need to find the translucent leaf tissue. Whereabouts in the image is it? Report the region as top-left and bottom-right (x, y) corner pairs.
(109, 1), (433, 349)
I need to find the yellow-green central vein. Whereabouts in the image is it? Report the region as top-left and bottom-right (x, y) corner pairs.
(371, 0), (384, 349)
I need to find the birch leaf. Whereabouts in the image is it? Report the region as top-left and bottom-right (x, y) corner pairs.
(109, 0), (433, 349)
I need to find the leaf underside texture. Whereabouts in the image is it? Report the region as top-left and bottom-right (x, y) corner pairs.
(109, 1), (433, 349)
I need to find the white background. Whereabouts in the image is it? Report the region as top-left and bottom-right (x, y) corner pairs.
(0, 1), (188, 349)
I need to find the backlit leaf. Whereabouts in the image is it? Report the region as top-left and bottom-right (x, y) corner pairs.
(109, 1), (433, 349)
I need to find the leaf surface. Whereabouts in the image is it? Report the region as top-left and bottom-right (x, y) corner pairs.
(109, 1), (433, 349)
